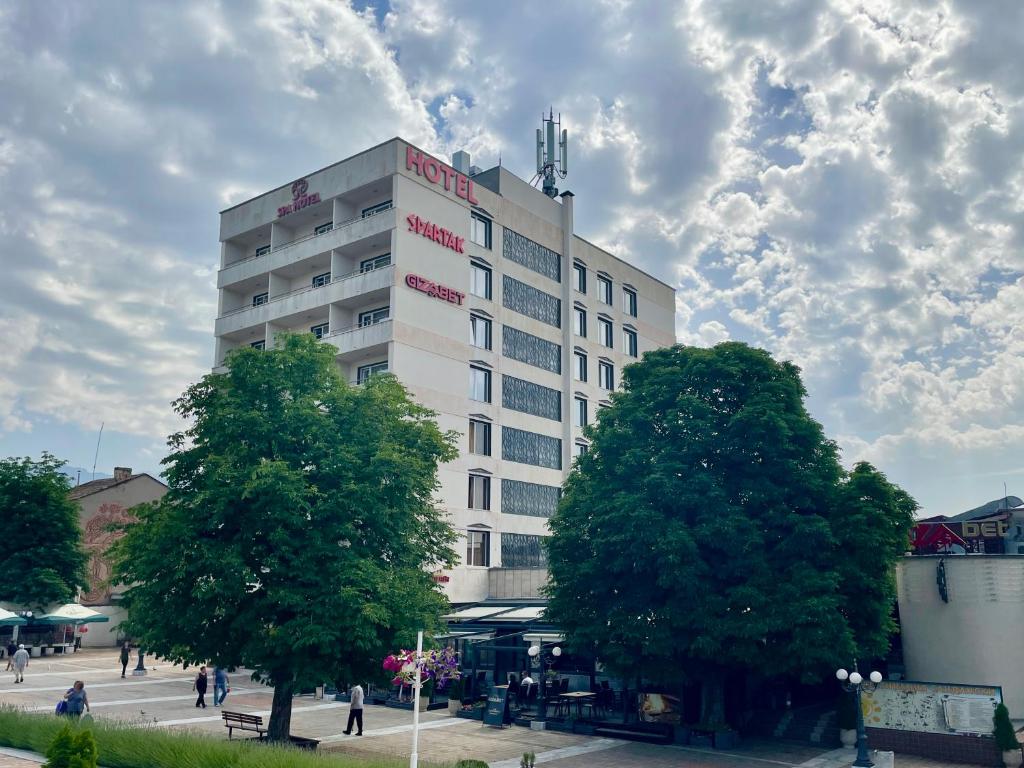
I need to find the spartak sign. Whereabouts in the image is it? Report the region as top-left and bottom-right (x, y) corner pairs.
(406, 146), (480, 204)
(405, 273), (465, 306)
(407, 213), (465, 253)
(278, 178), (321, 218)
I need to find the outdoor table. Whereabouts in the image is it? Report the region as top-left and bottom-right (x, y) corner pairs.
(558, 691), (596, 719)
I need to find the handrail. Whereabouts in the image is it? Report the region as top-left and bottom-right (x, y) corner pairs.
(324, 318), (393, 339)
(216, 265), (395, 319)
(222, 205), (395, 271)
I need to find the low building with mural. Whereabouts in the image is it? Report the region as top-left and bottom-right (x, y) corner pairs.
(68, 467), (166, 647)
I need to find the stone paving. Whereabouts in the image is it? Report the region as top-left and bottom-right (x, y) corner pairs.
(0, 650), (984, 767)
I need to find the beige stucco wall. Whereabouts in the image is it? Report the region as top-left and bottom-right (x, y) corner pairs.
(897, 555), (1024, 714)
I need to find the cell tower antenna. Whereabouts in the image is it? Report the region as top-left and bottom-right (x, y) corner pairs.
(532, 108), (568, 197)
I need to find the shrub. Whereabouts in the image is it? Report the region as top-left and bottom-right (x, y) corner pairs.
(44, 726), (98, 768)
(519, 752), (535, 768)
(455, 762), (488, 768)
(447, 677), (465, 702)
(994, 703), (1019, 752)
(837, 692), (859, 731)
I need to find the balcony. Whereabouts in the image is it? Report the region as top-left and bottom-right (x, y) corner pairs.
(215, 265), (394, 337)
(325, 318), (393, 358)
(488, 568), (549, 599)
(219, 207), (396, 289)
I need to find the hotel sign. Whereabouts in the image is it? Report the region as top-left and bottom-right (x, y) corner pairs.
(406, 146), (480, 204)
(278, 178), (320, 218)
(405, 273), (465, 306)
(407, 213), (465, 253)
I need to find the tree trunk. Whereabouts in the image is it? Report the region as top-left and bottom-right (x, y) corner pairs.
(700, 669), (726, 727)
(267, 680), (294, 742)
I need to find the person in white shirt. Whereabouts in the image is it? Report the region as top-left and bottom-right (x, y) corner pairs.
(343, 683), (364, 735)
(12, 644), (29, 683)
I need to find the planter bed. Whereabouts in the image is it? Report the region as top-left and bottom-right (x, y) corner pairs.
(594, 723), (674, 745)
(455, 708), (484, 721)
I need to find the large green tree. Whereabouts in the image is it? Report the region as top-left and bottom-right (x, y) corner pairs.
(0, 453), (88, 609)
(545, 342), (915, 725)
(110, 334), (458, 741)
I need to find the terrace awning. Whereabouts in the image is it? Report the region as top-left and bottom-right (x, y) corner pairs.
(443, 606), (517, 622)
(0, 609), (26, 627)
(36, 604), (110, 624)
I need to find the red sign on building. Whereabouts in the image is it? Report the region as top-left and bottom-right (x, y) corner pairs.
(406, 146), (479, 204)
(405, 273), (465, 306)
(407, 214), (465, 253)
(278, 178), (321, 218)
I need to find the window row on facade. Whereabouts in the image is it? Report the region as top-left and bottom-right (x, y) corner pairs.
(466, 474), (560, 518)
(573, 261), (638, 318)
(464, 530), (548, 568)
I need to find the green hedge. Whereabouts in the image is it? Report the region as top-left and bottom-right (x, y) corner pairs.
(0, 708), (409, 768)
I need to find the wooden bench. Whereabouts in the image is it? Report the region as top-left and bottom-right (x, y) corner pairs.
(222, 711), (266, 740)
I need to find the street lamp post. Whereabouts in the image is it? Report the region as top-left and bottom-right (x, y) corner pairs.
(836, 667), (883, 768)
(527, 643), (561, 726)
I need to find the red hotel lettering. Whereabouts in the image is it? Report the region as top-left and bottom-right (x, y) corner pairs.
(406, 146), (479, 204)
(405, 273), (465, 306)
(406, 214), (465, 253)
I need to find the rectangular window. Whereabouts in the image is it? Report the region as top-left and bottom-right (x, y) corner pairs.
(471, 262), (492, 300)
(466, 530), (490, 567)
(503, 229), (560, 282)
(470, 314), (492, 351)
(574, 307), (587, 338)
(314, 221), (333, 236)
(470, 366), (492, 403)
(573, 262), (586, 293)
(357, 361), (388, 383)
(503, 275), (561, 328)
(501, 479), (560, 518)
(574, 442), (589, 458)
(502, 426), (561, 470)
(502, 326), (561, 374)
(255, 245), (270, 258)
(574, 397), (588, 428)
(501, 532), (547, 568)
(469, 419), (491, 456)
(360, 253), (391, 273)
(502, 376), (562, 421)
(623, 287), (638, 317)
(358, 306), (390, 327)
(624, 327), (638, 357)
(252, 292), (269, 307)
(471, 213), (492, 249)
(312, 272), (331, 288)
(310, 322), (329, 340)
(361, 200), (393, 218)
(468, 475), (491, 510)
(597, 275), (612, 305)
(598, 360), (614, 390)
(575, 351), (588, 382)
(249, 339), (265, 350)
(599, 317), (613, 348)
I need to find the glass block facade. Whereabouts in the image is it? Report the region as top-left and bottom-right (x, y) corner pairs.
(503, 275), (561, 328)
(501, 479), (560, 518)
(502, 325), (561, 374)
(502, 375), (561, 421)
(501, 532), (548, 568)
(502, 426), (562, 470)
(503, 229), (561, 282)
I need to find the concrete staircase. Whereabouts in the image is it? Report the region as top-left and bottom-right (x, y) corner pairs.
(745, 704), (841, 747)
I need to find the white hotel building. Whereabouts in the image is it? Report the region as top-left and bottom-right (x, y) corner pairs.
(215, 138), (675, 605)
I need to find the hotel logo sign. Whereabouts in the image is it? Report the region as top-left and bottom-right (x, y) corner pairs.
(406, 146), (480, 204)
(278, 178), (321, 218)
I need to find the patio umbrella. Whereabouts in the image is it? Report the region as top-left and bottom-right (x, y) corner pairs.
(36, 604), (110, 624)
(0, 608), (27, 627)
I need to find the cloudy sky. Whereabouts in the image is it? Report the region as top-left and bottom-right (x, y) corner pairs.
(1, 0), (1021, 515)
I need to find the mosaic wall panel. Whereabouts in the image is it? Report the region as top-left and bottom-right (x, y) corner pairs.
(502, 375), (561, 421)
(501, 479), (560, 518)
(502, 275), (561, 328)
(502, 325), (561, 374)
(502, 426), (562, 470)
(501, 532), (549, 568)
(503, 229), (561, 282)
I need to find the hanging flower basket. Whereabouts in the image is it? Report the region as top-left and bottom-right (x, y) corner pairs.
(383, 646), (461, 689)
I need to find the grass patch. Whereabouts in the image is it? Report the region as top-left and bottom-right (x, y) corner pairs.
(0, 707), (411, 768)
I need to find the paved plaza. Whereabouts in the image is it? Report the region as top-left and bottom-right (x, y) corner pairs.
(0, 650), (977, 767)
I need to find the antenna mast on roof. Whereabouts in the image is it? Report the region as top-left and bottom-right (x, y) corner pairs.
(91, 422), (104, 481)
(531, 108), (568, 197)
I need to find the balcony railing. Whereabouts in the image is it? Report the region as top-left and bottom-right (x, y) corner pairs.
(217, 264), (394, 320)
(224, 204), (394, 270)
(323, 317), (392, 340)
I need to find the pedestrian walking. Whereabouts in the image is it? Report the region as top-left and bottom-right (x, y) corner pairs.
(193, 666), (208, 708)
(119, 641), (131, 678)
(4, 642), (16, 671)
(213, 666), (229, 707)
(62, 681), (90, 718)
(12, 644), (29, 683)
(343, 683), (364, 735)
